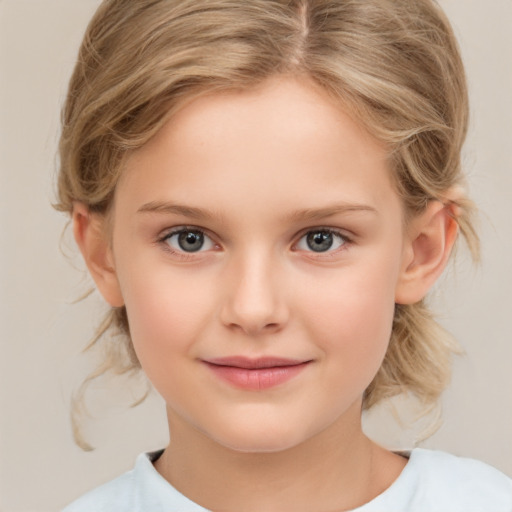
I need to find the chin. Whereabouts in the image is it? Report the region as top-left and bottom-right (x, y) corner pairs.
(206, 418), (312, 454)
(217, 436), (302, 454)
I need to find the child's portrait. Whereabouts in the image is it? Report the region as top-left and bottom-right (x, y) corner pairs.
(1, 1), (511, 511)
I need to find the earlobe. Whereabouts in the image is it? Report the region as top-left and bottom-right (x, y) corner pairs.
(72, 202), (124, 307)
(395, 200), (459, 305)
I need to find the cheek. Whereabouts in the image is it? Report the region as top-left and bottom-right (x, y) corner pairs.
(299, 262), (398, 379)
(118, 264), (213, 372)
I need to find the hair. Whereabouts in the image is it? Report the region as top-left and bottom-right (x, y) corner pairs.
(55, 0), (479, 449)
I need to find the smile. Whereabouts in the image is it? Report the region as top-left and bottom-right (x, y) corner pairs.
(202, 357), (312, 391)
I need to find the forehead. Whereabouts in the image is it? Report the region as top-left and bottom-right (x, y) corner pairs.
(117, 76), (398, 223)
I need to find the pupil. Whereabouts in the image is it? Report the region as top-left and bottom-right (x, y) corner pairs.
(178, 230), (204, 252)
(307, 231), (333, 252)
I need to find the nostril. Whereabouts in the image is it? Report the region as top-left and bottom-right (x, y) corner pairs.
(224, 318), (284, 337)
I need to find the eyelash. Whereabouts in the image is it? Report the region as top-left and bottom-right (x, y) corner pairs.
(157, 226), (217, 261)
(293, 228), (351, 259)
(156, 226), (352, 261)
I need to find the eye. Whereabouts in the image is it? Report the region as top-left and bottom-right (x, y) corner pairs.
(162, 228), (215, 253)
(295, 229), (347, 253)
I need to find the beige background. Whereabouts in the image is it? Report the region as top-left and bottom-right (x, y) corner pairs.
(0, 1), (511, 511)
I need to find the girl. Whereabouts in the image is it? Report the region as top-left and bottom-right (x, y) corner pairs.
(56, 0), (511, 510)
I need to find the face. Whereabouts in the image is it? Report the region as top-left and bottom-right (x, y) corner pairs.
(107, 76), (409, 452)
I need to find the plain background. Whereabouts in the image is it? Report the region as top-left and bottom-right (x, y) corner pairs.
(0, 1), (511, 511)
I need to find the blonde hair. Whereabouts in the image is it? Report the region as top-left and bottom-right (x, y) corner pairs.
(55, 0), (478, 448)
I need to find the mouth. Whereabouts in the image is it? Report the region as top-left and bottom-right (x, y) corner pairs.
(204, 356), (310, 369)
(202, 356), (312, 390)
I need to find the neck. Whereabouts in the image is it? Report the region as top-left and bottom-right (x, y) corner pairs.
(154, 403), (405, 512)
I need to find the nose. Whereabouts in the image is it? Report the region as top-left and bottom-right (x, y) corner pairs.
(219, 251), (289, 336)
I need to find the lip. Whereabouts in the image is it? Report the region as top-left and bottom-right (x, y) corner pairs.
(202, 356), (312, 390)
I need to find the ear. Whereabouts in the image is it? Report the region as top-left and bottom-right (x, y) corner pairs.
(72, 202), (124, 307)
(395, 200), (459, 305)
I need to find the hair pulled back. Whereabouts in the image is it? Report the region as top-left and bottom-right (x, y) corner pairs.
(56, 0), (478, 448)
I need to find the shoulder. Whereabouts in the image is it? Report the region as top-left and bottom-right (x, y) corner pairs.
(62, 451), (208, 512)
(61, 468), (136, 512)
(407, 448), (512, 511)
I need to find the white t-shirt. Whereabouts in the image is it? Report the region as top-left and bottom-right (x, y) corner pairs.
(62, 448), (512, 511)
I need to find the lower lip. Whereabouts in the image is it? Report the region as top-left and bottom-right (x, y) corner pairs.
(204, 362), (310, 390)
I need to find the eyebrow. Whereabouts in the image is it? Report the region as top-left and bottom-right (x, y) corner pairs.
(137, 201), (214, 220)
(287, 203), (378, 222)
(137, 201), (378, 222)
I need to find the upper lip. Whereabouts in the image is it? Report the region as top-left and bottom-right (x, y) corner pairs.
(203, 356), (311, 369)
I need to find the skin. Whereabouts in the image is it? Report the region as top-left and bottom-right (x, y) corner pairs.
(74, 75), (459, 511)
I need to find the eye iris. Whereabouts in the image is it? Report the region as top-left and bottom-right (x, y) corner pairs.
(178, 230), (204, 252)
(306, 231), (333, 252)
